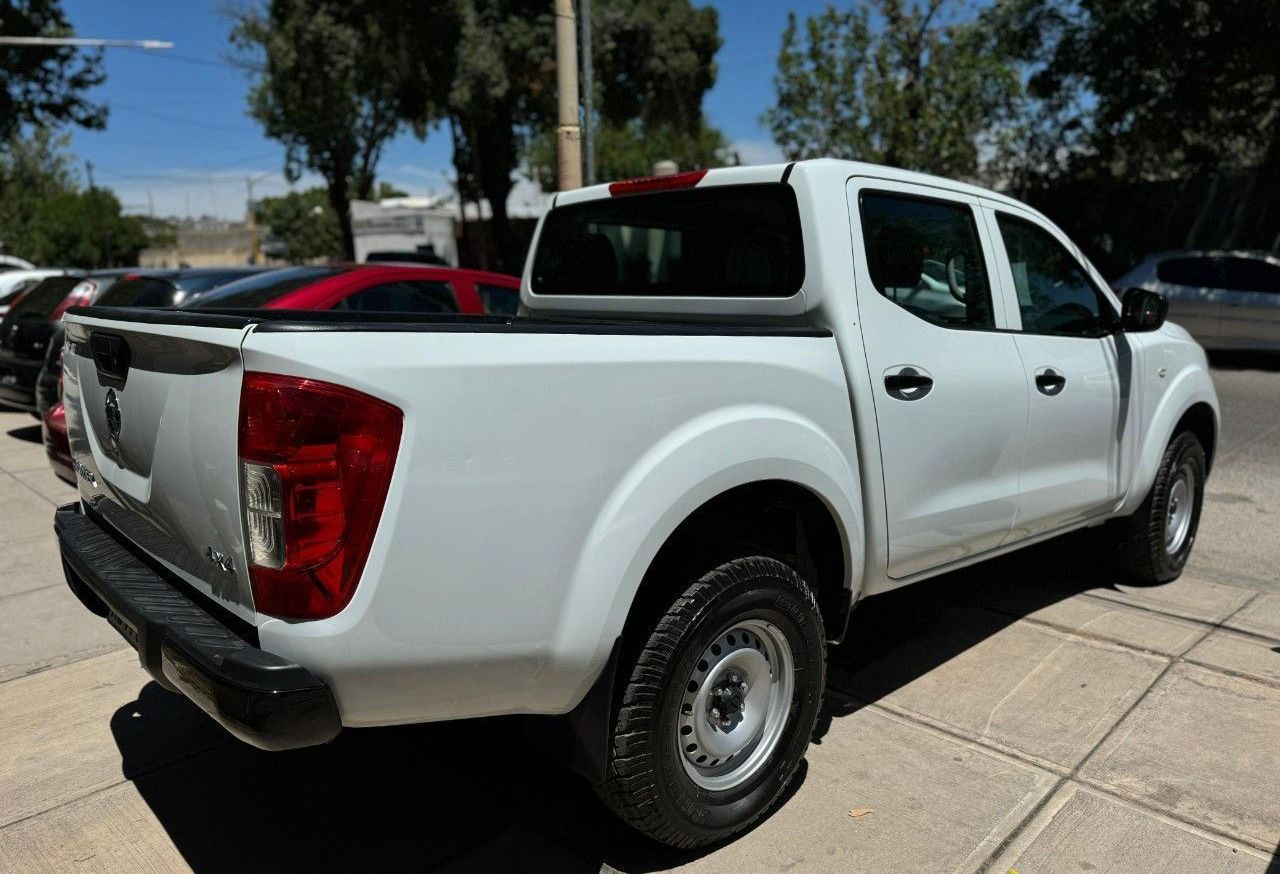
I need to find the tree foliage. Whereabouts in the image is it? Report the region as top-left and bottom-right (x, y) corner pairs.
(255, 186), (342, 262)
(0, 130), (149, 266)
(988, 0), (1280, 249)
(0, 0), (106, 145)
(229, 0), (417, 259)
(765, 1), (1020, 179)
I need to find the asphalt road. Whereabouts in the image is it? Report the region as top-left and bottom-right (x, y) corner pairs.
(0, 355), (1277, 873)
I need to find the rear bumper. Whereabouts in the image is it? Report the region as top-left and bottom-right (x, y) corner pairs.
(55, 503), (342, 751)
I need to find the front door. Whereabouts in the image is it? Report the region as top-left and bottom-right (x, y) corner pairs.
(984, 206), (1123, 538)
(848, 180), (1028, 579)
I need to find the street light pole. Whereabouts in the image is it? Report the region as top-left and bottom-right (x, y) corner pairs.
(0, 36), (173, 49)
(554, 0), (582, 191)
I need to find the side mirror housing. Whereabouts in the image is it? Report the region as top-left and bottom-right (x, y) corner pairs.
(1121, 287), (1168, 332)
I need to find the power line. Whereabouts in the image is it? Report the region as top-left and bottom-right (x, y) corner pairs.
(120, 45), (245, 71)
(109, 102), (249, 133)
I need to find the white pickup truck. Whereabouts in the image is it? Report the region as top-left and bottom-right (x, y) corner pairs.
(56, 160), (1218, 848)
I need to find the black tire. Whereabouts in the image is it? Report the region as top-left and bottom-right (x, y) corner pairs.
(598, 555), (826, 849)
(1115, 431), (1206, 583)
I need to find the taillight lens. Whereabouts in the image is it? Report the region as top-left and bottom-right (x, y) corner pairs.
(51, 280), (97, 321)
(238, 372), (402, 620)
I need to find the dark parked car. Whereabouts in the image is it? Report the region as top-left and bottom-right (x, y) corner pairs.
(0, 274), (87, 413)
(92, 267), (267, 309)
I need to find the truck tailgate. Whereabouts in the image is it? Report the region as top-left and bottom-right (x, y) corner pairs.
(62, 311), (256, 621)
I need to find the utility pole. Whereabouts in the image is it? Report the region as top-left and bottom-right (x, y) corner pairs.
(580, 0), (595, 186)
(554, 0), (582, 190)
(245, 172), (272, 265)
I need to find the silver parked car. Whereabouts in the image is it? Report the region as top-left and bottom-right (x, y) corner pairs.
(1113, 250), (1280, 351)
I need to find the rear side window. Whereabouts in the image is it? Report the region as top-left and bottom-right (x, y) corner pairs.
(531, 183), (804, 298)
(1156, 257), (1223, 288)
(1218, 257), (1280, 294)
(477, 283), (519, 315)
(95, 277), (182, 308)
(996, 213), (1112, 337)
(336, 281), (459, 313)
(7, 276), (82, 317)
(192, 266), (345, 308)
(859, 192), (994, 329)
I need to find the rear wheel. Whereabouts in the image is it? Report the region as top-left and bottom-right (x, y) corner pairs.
(1115, 431), (1206, 583)
(598, 555), (826, 849)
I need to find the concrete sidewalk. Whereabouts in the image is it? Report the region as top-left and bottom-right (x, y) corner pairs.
(0, 363), (1277, 873)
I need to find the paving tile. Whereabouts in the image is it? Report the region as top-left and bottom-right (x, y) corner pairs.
(1086, 572), (1254, 625)
(986, 783), (1271, 874)
(0, 493), (58, 540)
(840, 609), (1168, 770)
(1017, 594), (1206, 656)
(0, 782), (191, 874)
(0, 442), (53, 475)
(0, 584), (127, 682)
(1185, 628), (1280, 686)
(0, 649), (228, 828)
(1224, 593), (1280, 641)
(1079, 662), (1280, 851)
(0, 532), (65, 599)
(12, 467), (77, 507)
(671, 706), (1057, 873)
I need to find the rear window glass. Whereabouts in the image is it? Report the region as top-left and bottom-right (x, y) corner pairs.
(177, 269), (262, 295)
(7, 276), (82, 317)
(95, 277), (181, 308)
(478, 283), (519, 315)
(191, 266), (345, 308)
(531, 183), (804, 298)
(1218, 257), (1280, 294)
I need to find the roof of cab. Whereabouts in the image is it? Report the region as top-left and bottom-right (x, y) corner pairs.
(552, 157), (1042, 220)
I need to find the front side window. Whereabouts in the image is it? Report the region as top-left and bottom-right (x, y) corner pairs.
(996, 213), (1111, 336)
(337, 280), (458, 314)
(860, 192), (994, 329)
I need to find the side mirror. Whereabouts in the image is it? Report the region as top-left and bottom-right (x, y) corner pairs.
(1121, 287), (1168, 332)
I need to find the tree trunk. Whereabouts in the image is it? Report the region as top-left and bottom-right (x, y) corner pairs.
(1235, 133), (1280, 252)
(328, 180), (355, 261)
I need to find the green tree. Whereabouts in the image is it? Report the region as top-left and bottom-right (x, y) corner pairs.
(393, 0), (727, 272)
(764, 1), (1021, 179)
(255, 187), (343, 261)
(989, 0), (1280, 249)
(0, 0), (106, 145)
(229, 0), (415, 259)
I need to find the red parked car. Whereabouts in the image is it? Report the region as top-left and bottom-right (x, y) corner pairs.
(188, 263), (521, 315)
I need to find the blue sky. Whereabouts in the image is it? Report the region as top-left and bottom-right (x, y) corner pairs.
(61, 0), (831, 219)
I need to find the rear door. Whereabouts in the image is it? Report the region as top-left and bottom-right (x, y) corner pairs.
(984, 205), (1123, 537)
(1215, 257), (1280, 350)
(847, 178), (1028, 579)
(62, 312), (256, 620)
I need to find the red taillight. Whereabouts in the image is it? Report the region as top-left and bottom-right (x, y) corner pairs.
(608, 169), (707, 197)
(50, 280), (97, 321)
(238, 372), (402, 620)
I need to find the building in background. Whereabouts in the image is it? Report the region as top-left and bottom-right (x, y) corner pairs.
(139, 218), (253, 268)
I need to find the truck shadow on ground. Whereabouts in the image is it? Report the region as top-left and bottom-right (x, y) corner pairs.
(6, 423), (41, 443)
(110, 531), (1162, 874)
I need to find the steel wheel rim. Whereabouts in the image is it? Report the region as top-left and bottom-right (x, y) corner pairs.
(1165, 464), (1194, 555)
(676, 618), (795, 792)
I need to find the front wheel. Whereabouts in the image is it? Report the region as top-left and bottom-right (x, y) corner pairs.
(1115, 431), (1206, 583)
(598, 555), (826, 849)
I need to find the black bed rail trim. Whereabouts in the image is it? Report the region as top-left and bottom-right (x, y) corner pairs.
(66, 306), (833, 338)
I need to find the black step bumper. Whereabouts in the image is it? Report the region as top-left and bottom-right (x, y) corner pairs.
(55, 503), (341, 751)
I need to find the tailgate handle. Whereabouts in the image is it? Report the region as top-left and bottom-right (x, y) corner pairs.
(90, 333), (132, 384)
